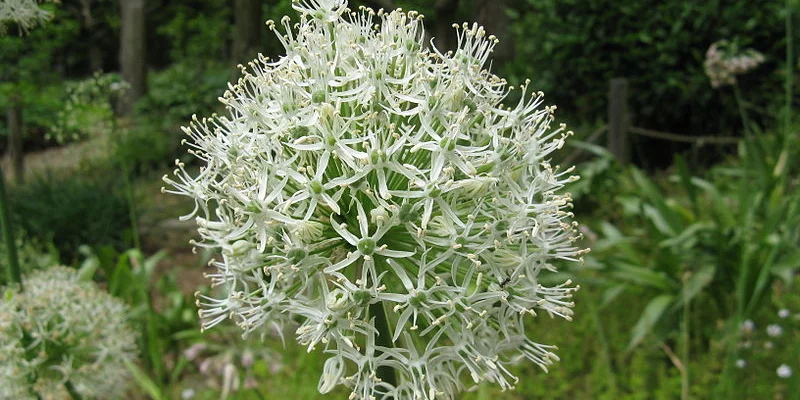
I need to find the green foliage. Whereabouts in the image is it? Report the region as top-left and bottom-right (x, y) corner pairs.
(506, 0), (791, 137)
(0, 235), (58, 286)
(113, 121), (184, 176)
(48, 71), (127, 144)
(8, 170), (132, 261)
(154, 0), (231, 62)
(589, 130), (800, 354)
(135, 61), (230, 125)
(87, 247), (198, 393)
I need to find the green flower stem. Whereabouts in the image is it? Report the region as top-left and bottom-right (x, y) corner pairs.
(0, 167), (22, 288)
(121, 160), (141, 251)
(732, 83), (751, 138)
(370, 299), (397, 388)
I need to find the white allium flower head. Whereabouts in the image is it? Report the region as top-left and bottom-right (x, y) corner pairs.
(165, 1), (586, 398)
(777, 364), (792, 379)
(0, 0), (56, 35)
(777, 308), (790, 319)
(735, 359), (746, 369)
(0, 266), (138, 399)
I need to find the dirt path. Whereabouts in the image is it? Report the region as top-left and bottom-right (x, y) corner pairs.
(2, 135), (112, 181)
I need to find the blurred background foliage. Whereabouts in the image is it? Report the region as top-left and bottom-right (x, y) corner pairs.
(1, 0), (799, 399)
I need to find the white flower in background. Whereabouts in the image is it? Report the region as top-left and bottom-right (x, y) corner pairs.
(735, 359), (746, 369)
(766, 324), (783, 338)
(0, 0), (57, 35)
(704, 40), (765, 88)
(777, 308), (790, 319)
(740, 319), (755, 334)
(165, 0), (585, 398)
(0, 266), (138, 400)
(777, 364), (792, 379)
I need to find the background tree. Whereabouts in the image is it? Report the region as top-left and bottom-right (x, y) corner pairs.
(118, 0), (146, 115)
(433, 0), (458, 52)
(232, 0), (262, 67)
(475, 0), (513, 66)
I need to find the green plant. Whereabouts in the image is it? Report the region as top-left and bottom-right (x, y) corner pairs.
(134, 61), (230, 126)
(506, 0), (789, 138)
(9, 170), (132, 261)
(86, 246), (200, 396)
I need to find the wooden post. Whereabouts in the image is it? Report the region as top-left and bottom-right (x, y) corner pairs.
(608, 78), (630, 165)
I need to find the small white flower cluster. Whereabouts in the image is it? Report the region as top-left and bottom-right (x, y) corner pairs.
(736, 309), (797, 380)
(0, 266), (138, 400)
(165, 0), (585, 398)
(776, 364), (792, 379)
(704, 40), (765, 88)
(0, 0), (56, 35)
(182, 340), (282, 397)
(48, 71), (130, 143)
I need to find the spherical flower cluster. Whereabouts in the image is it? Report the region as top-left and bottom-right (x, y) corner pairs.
(0, 266), (138, 399)
(165, 0), (586, 398)
(776, 364), (792, 379)
(0, 0), (56, 35)
(704, 40), (765, 88)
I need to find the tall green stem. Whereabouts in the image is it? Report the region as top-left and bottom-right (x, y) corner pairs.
(732, 84), (751, 138)
(121, 160), (141, 251)
(681, 272), (690, 400)
(0, 167), (22, 288)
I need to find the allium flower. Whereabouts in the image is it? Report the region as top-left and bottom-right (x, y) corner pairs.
(740, 319), (755, 334)
(777, 364), (792, 379)
(735, 359), (746, 369)
(0, 266), (138, 400)
(766, 324), (783, 338)
(704, 40), (765, 88)
(0, 0), (57, 35)
(165, 0), (586, 398)
(777, 309), (790, 319)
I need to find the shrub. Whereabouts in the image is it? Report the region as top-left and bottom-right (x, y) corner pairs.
(9, 170), (131, 261)
(506, 0), (789, 138)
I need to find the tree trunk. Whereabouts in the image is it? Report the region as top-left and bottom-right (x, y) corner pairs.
(6, 102), (24, 184)
(363, 0), (395, 10)
(119, 0), (147, 115)
(474, 0), (514, 67)
(81, 0), (103, 72)
(434, 0), (459, 53)
(232, 0), (263, 67)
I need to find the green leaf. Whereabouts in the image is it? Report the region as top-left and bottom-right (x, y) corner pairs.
(771, 250), (800, 286)
(600, 284), (627, 309)
(124, 359), (165, 400)
(628, 294), (674, 351)
(678, 265), (715, 307)
(659, 222), (714, 249)
(611, 263), (676, 291)
(643, 204), (676, 236)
